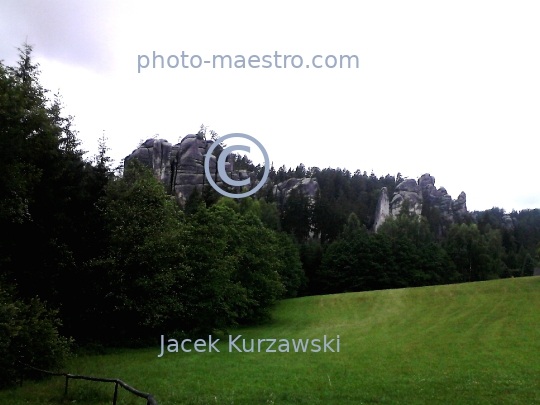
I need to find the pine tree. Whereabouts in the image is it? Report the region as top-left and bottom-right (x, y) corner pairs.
(522, 253), (535, 277)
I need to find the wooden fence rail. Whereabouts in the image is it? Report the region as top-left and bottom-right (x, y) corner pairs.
(17, 361), (158, 405)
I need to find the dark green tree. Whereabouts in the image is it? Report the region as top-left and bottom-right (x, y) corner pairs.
(274, 232), (305, 298)
(0, 44), (111, 321)
(85, 159), (188, 344)
(185, 205), (286, 327)
(258, 198), (281, 231)
(444, 223), (494, 282)
(281, 187), (312, 242)
(318, 214), (371, 293)
(184, 186), (205, 215)
(300, 239), (324, 295)
(522, 253), (535, 277)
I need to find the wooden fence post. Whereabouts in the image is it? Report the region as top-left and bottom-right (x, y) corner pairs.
(113, 381), (119, 405)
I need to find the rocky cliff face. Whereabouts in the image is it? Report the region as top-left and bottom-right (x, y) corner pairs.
(273, 177), (320, 205)
(127, 139), (465, 235)
(391, 179), (424, 217)
(125, 135), (239, 204)
(418, 173), (467, 221)
(373, 173), (467, 232)
(125, 135), (319, 204)
(373, 187), (390, 232)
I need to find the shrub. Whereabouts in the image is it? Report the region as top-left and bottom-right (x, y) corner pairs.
(0, 282), (72, 388)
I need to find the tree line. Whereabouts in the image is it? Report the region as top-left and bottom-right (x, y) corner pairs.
(249, 163), (539, 289)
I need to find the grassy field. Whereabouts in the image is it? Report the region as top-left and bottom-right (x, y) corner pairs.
(2, 277), (540, 404)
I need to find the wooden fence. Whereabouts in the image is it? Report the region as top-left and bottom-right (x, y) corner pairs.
(18, 361), (158, 405)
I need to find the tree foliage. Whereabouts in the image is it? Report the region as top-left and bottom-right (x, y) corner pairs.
(0, 282), (71, 388)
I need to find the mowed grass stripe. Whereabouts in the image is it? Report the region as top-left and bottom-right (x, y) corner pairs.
(3, 277), (540, 404)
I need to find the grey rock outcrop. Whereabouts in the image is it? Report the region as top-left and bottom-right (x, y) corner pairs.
(127, 138), (173, 186)
(501, 214), (517, 230)
(391, 179), (423, 216)
(125, 135), (319, 205)
(452, 191), (467, 217)
(273, 177), (319, 204)
(418, 174), (467, 222)
(373, 173), (468, 232)
(125, 135), (237, 204)
(373, 187), (390, 232)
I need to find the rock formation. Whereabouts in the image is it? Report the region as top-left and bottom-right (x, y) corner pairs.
(125, 135), (240, 204)
(501, 214), (518, 230)
(125, 135), (319, 205)
(373, 187), (390, 232)
(373, 173), (467, 232)
(273, 177), (319, 205)
(391, 179), (423, 217)
(127, 137), (466, 236)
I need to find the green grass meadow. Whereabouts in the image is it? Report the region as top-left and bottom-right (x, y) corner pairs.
(3, 277), (540, 404)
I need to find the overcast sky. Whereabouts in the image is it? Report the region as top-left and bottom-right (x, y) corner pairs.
(1, 0), (539, 212)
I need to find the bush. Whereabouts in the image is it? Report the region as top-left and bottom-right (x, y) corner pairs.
(0, 282), (72, 388)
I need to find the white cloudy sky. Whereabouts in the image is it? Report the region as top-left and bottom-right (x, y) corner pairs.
(1, 0), (539, 212)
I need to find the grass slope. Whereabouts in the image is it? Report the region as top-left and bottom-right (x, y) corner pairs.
(3, 277), (540, 404)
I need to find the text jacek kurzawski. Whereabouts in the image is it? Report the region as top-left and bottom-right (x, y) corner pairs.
(157, 335), (340, 357)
